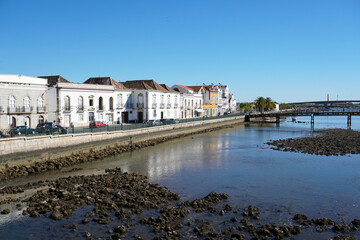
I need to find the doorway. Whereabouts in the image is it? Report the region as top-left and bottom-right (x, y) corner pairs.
(161, 112), (164, 119)
(25, 116), (30, 128)
(137, 111), (143, 123)
(10, 117), (16, 128)
(121, 112), (129, 123)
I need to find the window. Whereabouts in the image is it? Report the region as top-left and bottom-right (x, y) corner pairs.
(78, 113), (84, 122)
(167, 95), (170, 104)
(138, 94), (143, 104)
(152, 94), (156, 103)
(24, 96), (30, 108)
(9, 96), (16, 108)
(160, 95), (164, 103)
(109, 97), (113, 110)
(117, 94), (123, 107)
(64, 96), (70, 111)
(38, 97), (44, 108)
(99, 97), (103, 110)
(174, 96), (177, 104)
(78, 96), (84, 110)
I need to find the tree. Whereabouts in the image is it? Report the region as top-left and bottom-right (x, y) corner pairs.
(254, 97), (266, 113)
(239, 102), (253, 112)
(265, 97), (275, 111)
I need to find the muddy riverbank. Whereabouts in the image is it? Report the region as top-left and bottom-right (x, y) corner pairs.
(0, 119), (244, 182)
(266, 129), (360, 156)
(1, 168), (358, 240)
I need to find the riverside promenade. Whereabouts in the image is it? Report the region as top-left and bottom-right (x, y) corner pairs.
(0, 114), (244, 170)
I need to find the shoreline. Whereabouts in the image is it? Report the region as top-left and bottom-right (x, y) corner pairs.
(0, 117), (245, 182)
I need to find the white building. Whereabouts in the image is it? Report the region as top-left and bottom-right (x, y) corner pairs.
(0, 74), (48, 130)
(172, 84), (203, 119)
(122, 80), (181, 121)
(44, 76), (131, 127)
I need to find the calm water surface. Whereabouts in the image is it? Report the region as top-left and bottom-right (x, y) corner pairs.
(1, 115), (360, 239)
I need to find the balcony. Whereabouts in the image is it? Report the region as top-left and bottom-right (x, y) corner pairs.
(109, 107), (114, 112)
(88, 106), (95, 111)
(174, 104), (178, 109)
(126, 103), (134, 109)
(8, 106), (33, 114)
(160, 103), (165, 109)
(37, 106), (46, 113)
(152, 103), (157, 109)
(167, 103), (171, 109)
(77, 106), (84, 112)
(137, 103), (144, 108)
(63, 106), (72, 112)
(97, 106), (104, 111)
(117, 103), (124, 109)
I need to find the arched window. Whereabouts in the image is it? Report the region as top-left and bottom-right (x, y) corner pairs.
(38, 97), (44, 108)
(9, 95), (16, 109)
(167, 95), (171, 104)
(152, 94), (156, 103)
(109, 97), (113, 110)
(117, 94), (123, 108)
(78, 96), (84, 110)
(64, 96), (70, 111)
(25, 116), (30, 127)
(24, 96), (31, 108)
(160, 95), (164, 103)
(99, 97), (103, 110)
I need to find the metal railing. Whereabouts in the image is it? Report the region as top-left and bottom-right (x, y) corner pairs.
(8, 106), (33, 113)
(117, 104), (124, 109)
(167, 104), (171, 109)
(152, 103), (157, 109)
(37, 106), (46, 113)
(137, 103), (144, 108)
(0, 112), (244, 139)
(174, 104), (178, 108)
(160, 103), (165, 109)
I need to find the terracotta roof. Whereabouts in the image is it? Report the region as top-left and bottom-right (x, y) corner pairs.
(174, 84), (193, 91)
(160, 84), (178, 93)
(122, 80), (167, 91)
(187, 86), (203, 93)
(84, 77), (127, 90)
(38, 75), (70, 87)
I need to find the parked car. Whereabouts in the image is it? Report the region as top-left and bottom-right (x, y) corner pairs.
(0, 131), (12, 138)
(9, 126), (36, 135)
(168, 118), (180, 124)
(89, 121), (106, 128)
(36, 122), (53, 133)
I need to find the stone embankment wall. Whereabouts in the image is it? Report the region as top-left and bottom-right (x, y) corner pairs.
(0, 116), (244, 159)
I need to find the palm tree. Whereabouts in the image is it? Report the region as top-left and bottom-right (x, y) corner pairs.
(255, 97), (266, 113)
(265, 97), (275, 111)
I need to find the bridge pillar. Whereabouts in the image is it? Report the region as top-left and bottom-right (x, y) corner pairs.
(245, 115), (250, 122)
(276, 114), (280, 123)
(311, 114), (314, 126)
(347, 113), (352, 128)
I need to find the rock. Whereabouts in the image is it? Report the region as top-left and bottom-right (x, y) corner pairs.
(1, 209), (10, 215)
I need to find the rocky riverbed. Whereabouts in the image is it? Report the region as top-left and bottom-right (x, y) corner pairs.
(266, 129), (360, 156)
(0, 168), (359, 239)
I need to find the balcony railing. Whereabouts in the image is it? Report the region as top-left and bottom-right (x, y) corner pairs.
(160, 103), (165, 109)
(117, 103), (124, 109)
(88, 106), (95, 111)
(37, 106), (46, 113)
(167, 104), (171, 109)
(174, 104), (178, 108)
(63, 106), (71, 112)
(77, 106), (84, 112)
(109, 107), (114, 111)
(8, 106), (33, 114)
(152, 103), (157, 109)
(137, 103), (144, 108)
(126, 103), (133, 109)
(97, 106), (104, 111)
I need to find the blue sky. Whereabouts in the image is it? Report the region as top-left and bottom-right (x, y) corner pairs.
(0, 0), (359, 103)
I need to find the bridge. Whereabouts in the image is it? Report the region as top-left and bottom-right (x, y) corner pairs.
(286, 100), (360, 107)
(245, 110), (360, 127)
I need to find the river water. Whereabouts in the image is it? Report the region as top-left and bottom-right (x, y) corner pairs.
(1, 114), (360, 239)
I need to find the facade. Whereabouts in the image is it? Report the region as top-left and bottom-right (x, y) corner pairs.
(188, 85), (219, 117)
(0, 74), (48, 130)
(44, 76), (131, 127)
(172, 85), (203, 119)
(122, 80), (181, 122)
(219, 84), (237, 114)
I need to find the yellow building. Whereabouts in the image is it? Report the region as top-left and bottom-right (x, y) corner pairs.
(202, 86), (218, 117)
